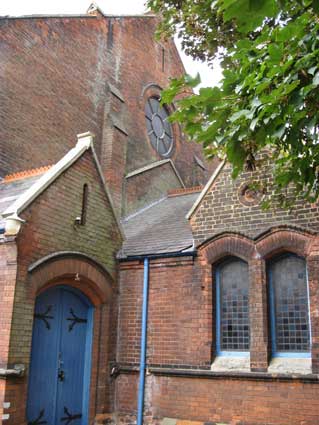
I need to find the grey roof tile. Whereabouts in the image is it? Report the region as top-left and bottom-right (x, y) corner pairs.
(120, 192), (198, 257)
(0, 174), (43, 228)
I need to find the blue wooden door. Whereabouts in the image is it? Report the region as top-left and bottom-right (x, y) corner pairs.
(27, 286), (93, 425)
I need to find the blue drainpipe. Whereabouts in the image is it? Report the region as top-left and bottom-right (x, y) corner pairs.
(137, 257), (149, 425)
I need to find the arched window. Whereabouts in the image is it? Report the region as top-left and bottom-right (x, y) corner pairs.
(268, 254), (311, 357)
(215, 258), (250, 355)
(145, 97), (174, 157)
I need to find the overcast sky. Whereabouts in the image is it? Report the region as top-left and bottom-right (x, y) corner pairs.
(0, 0), (222, 88)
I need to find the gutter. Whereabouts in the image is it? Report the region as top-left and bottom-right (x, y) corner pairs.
(119, 250), (197, 262)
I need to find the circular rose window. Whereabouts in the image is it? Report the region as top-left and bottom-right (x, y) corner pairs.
(238, 182), (263, 206)
(145, 97), (174, 157)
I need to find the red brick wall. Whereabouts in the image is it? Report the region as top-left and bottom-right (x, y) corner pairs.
(118, 257), (210, 368)
(0, 380), (4, 422)
(190, 161), (319, 245)
(0, 16), (109, 176)
(150, 375), (319, 425)
(0, 241), (18, 423)
(0, 241), (17, 369)
(2, 150), (122, 424)
(117, 235), (319, 424)
(117, 17), (211, 187)
(115, 373), (139, 415)
(0, 15), (211, 207)
(118, 263), (143, 365)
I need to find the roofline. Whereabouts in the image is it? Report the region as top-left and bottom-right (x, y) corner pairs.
(3, 133), (93, 218)
(2, 132), (125, 239)
(126, 159), (185, 188)
(118, 250), (197, 262)
(186, 160), (225, 220)
(0, 14), (156, 20)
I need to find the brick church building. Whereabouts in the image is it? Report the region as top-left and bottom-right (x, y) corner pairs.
(0, 4), (319, 425)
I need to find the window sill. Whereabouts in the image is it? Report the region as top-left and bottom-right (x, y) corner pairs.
(211, 355), (250, 373)
(268, 357), (311, 375)
(148, 366), (319, 382)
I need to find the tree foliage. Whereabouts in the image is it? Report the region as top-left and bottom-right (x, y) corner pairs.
(148, 0), (319, 202)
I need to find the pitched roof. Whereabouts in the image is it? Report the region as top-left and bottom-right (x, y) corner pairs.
(2, 133), (94, 221)
(3, 165), (52, 183)
(120, 192), (198, 258)
(0, 132), (123, 238)
(0, 174), (44, 230)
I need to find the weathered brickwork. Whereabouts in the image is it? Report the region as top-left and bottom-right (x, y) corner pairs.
(0, 14), (210, 210)
(191, 162), (319, 245)
(0, 150), (122, 424)
(118, 257), (210, 368)
(2, 10), (319, 425)
(114, 371), (319, 425)
(110, 160), (319, 424)
(117, 228), (319, 424)
(150, 376), (319, 425)
(0, 16), (109, 175)
(0, 242), (17, 370)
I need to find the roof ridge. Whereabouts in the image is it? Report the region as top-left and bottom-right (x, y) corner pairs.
(2, 165), (52, 183)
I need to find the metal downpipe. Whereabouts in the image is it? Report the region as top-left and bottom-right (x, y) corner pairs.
(137, 257), (149, 425)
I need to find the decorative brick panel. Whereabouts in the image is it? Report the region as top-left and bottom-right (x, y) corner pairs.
(191, 162), (319, 245)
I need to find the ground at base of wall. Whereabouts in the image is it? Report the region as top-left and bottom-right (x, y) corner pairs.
(94, 414), (229, 425)
(162, 419), (229, 425)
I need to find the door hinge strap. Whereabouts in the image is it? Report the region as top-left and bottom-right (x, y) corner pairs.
(28, 409), (47, 425)
(34, 305), (54, 330)
(66, 308), (87, 332)
(61, 406), (82, 424)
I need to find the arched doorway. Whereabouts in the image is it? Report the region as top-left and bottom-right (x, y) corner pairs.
(26, 286), (94, 425)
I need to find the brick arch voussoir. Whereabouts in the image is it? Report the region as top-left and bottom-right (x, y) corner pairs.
(199, 233), (255, 265)
(255, 229), (313, 260)
(28, 256), (113, 306)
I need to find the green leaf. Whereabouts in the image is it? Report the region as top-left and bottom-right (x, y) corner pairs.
(250, 117), (259, 131)
(312, 0), (319, 13)
(272, 125), (286, 139)
(268, 43), (283, 64)
(308, 66), (317, 75)
(229, 109), (251, 122)
(221, 0), (279, 33)
(185, 73), (201, 88)
(148, 0), (319, 204)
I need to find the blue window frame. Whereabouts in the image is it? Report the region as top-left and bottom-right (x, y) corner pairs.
(268, 254), (311, 358)
(215, 258), (250, 357)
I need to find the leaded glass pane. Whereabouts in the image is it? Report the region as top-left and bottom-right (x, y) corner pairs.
(146, 116), (153, 134)
(157, 139), (166, 156)
(145, 101), (153, 118)
(145, 97), (174, 157)
(270, 255), (310, 352)
(219, 259), (250, 351)
(149, 98), (159, 114)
